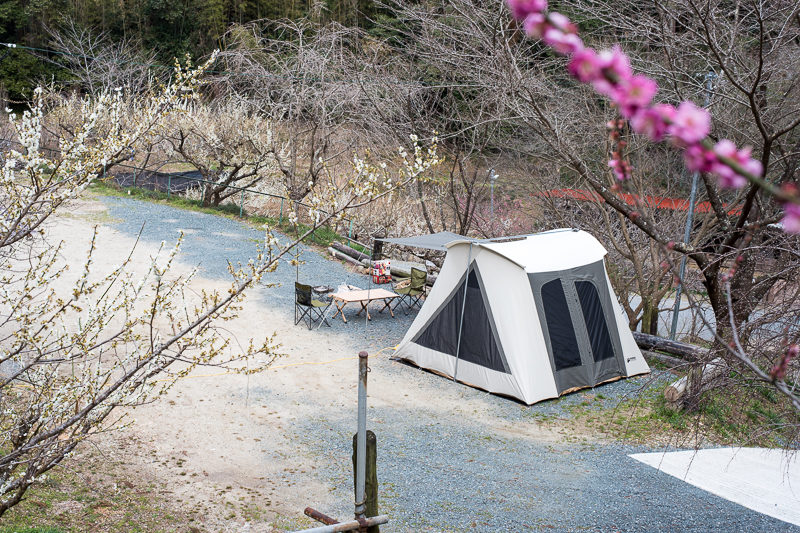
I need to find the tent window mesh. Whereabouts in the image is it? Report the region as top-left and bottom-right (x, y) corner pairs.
(541, 279), (582, 370)
(414, 269), (509, 374)
(576, 281), (615, 362)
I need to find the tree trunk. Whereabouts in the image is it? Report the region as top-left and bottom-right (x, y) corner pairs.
(201, 184), (214, 208)
(640, 298), (659, 336)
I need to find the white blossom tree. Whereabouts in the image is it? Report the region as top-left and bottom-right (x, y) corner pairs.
(164, 101), (276, 207)
(0, 49), (442, 514)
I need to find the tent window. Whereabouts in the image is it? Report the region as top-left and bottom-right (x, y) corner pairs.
(414, 268), (509, 374)
(576, 281), (615, 362)
(541, 279), (582, 370)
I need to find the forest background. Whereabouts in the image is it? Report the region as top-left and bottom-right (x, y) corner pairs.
(0, 0), (376, 101)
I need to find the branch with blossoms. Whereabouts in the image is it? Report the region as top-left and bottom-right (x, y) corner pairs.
(507, 0), (800, 233)
(281, 134), (443, 233)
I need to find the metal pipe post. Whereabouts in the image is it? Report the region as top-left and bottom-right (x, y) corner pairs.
(355, 351), (368, 519)
(669, 71), (715, 340)
(669, 172), (698, 339)
(279, 198), (284, 225)
(167, 175), (171, 197)
(240, 189), (245, 217)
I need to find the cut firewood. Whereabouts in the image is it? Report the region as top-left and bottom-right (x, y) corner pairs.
(664, 357), (726, 408)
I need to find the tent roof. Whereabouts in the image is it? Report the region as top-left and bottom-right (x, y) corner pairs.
(452, 229), (608, 272)
(377, 229), (606, 271)
(376, 231), (482, 251)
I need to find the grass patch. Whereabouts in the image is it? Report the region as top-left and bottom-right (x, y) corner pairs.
(0, 528), (65, 533)
(89, 181), (369, 255)
(565, 376), (799, 447)
(0, 450), (193, 533)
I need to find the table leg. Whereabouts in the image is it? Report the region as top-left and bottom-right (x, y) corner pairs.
(360, 301), (371, 320)
(331, 302), (348, 323)
(378, 298), (395, 318)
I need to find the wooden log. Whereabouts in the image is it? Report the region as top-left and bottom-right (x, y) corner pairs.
(664, 357), (726, 408)
(632, 331), (708, 360)
(641, 350), (686, 369)
(352, 430), (379, 533)
(327, 247), (363, 267)
(390, 260), (427, 279)
(331, 241), (370, 262)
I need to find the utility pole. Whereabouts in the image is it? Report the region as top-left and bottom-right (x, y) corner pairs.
(669, 71), (717, 340)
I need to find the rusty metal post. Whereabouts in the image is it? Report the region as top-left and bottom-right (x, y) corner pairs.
(290, 515), (389, 533)
(304, 507), (339, 525)
(355, 351), (368, 521)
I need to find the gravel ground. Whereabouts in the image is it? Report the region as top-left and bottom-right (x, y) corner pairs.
(101, 195), (799, 532)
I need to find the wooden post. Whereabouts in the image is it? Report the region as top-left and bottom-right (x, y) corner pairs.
(352, 431), (379, 532)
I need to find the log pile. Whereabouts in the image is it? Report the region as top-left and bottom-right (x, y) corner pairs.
(327, 247), (364, 267)
(331, 241), (370, 263)
(663, 357), (726, 409)
(631, 332), (726, 410)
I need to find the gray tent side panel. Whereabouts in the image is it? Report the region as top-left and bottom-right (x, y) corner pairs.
(529, 260), (626, 394)
(412, 263), (511, 374)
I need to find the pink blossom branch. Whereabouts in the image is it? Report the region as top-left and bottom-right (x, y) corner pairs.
(507, 0), (800, 233)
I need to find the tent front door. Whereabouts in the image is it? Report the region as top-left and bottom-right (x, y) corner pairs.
(530, 262), (625, 393)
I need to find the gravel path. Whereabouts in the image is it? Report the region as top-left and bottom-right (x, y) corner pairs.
(101, 195), (798, 533)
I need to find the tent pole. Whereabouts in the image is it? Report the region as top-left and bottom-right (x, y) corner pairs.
(453, 243), (473, 381)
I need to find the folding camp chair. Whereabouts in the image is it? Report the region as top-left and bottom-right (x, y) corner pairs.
(394, 267), (427, 314)
(294, 282), (332, 329)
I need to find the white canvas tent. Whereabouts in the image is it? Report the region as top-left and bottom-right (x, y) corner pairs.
(394, 228), (650, 405)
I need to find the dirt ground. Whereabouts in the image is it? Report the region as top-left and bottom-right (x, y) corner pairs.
(36, 198), (578, 532)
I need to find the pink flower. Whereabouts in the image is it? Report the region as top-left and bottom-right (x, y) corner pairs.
(711, 140), (762, 188)
(593, 46), (632, 96)
(668, 101), (711, 145)
(630, 104), (674, 141)
(683, 143), (717, 173)
(523, 13), (547, 38)
(548, 12), (576, 33)
(567, 48), (602, 82)
(614, 75), (658, 117)
(543, 28), (583, 55)
(608, 157), (632, 181)
(507, 0), (547, 20)
(781, 203), (800, 234)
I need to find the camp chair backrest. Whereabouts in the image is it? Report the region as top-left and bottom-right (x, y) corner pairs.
(295, 282), (313, 306)
(410, 267), (427, 290)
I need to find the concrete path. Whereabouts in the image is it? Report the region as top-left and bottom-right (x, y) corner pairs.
(630, 448), (800, 526)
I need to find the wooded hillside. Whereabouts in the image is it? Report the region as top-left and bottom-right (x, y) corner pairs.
(0, 0), (378, 100)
